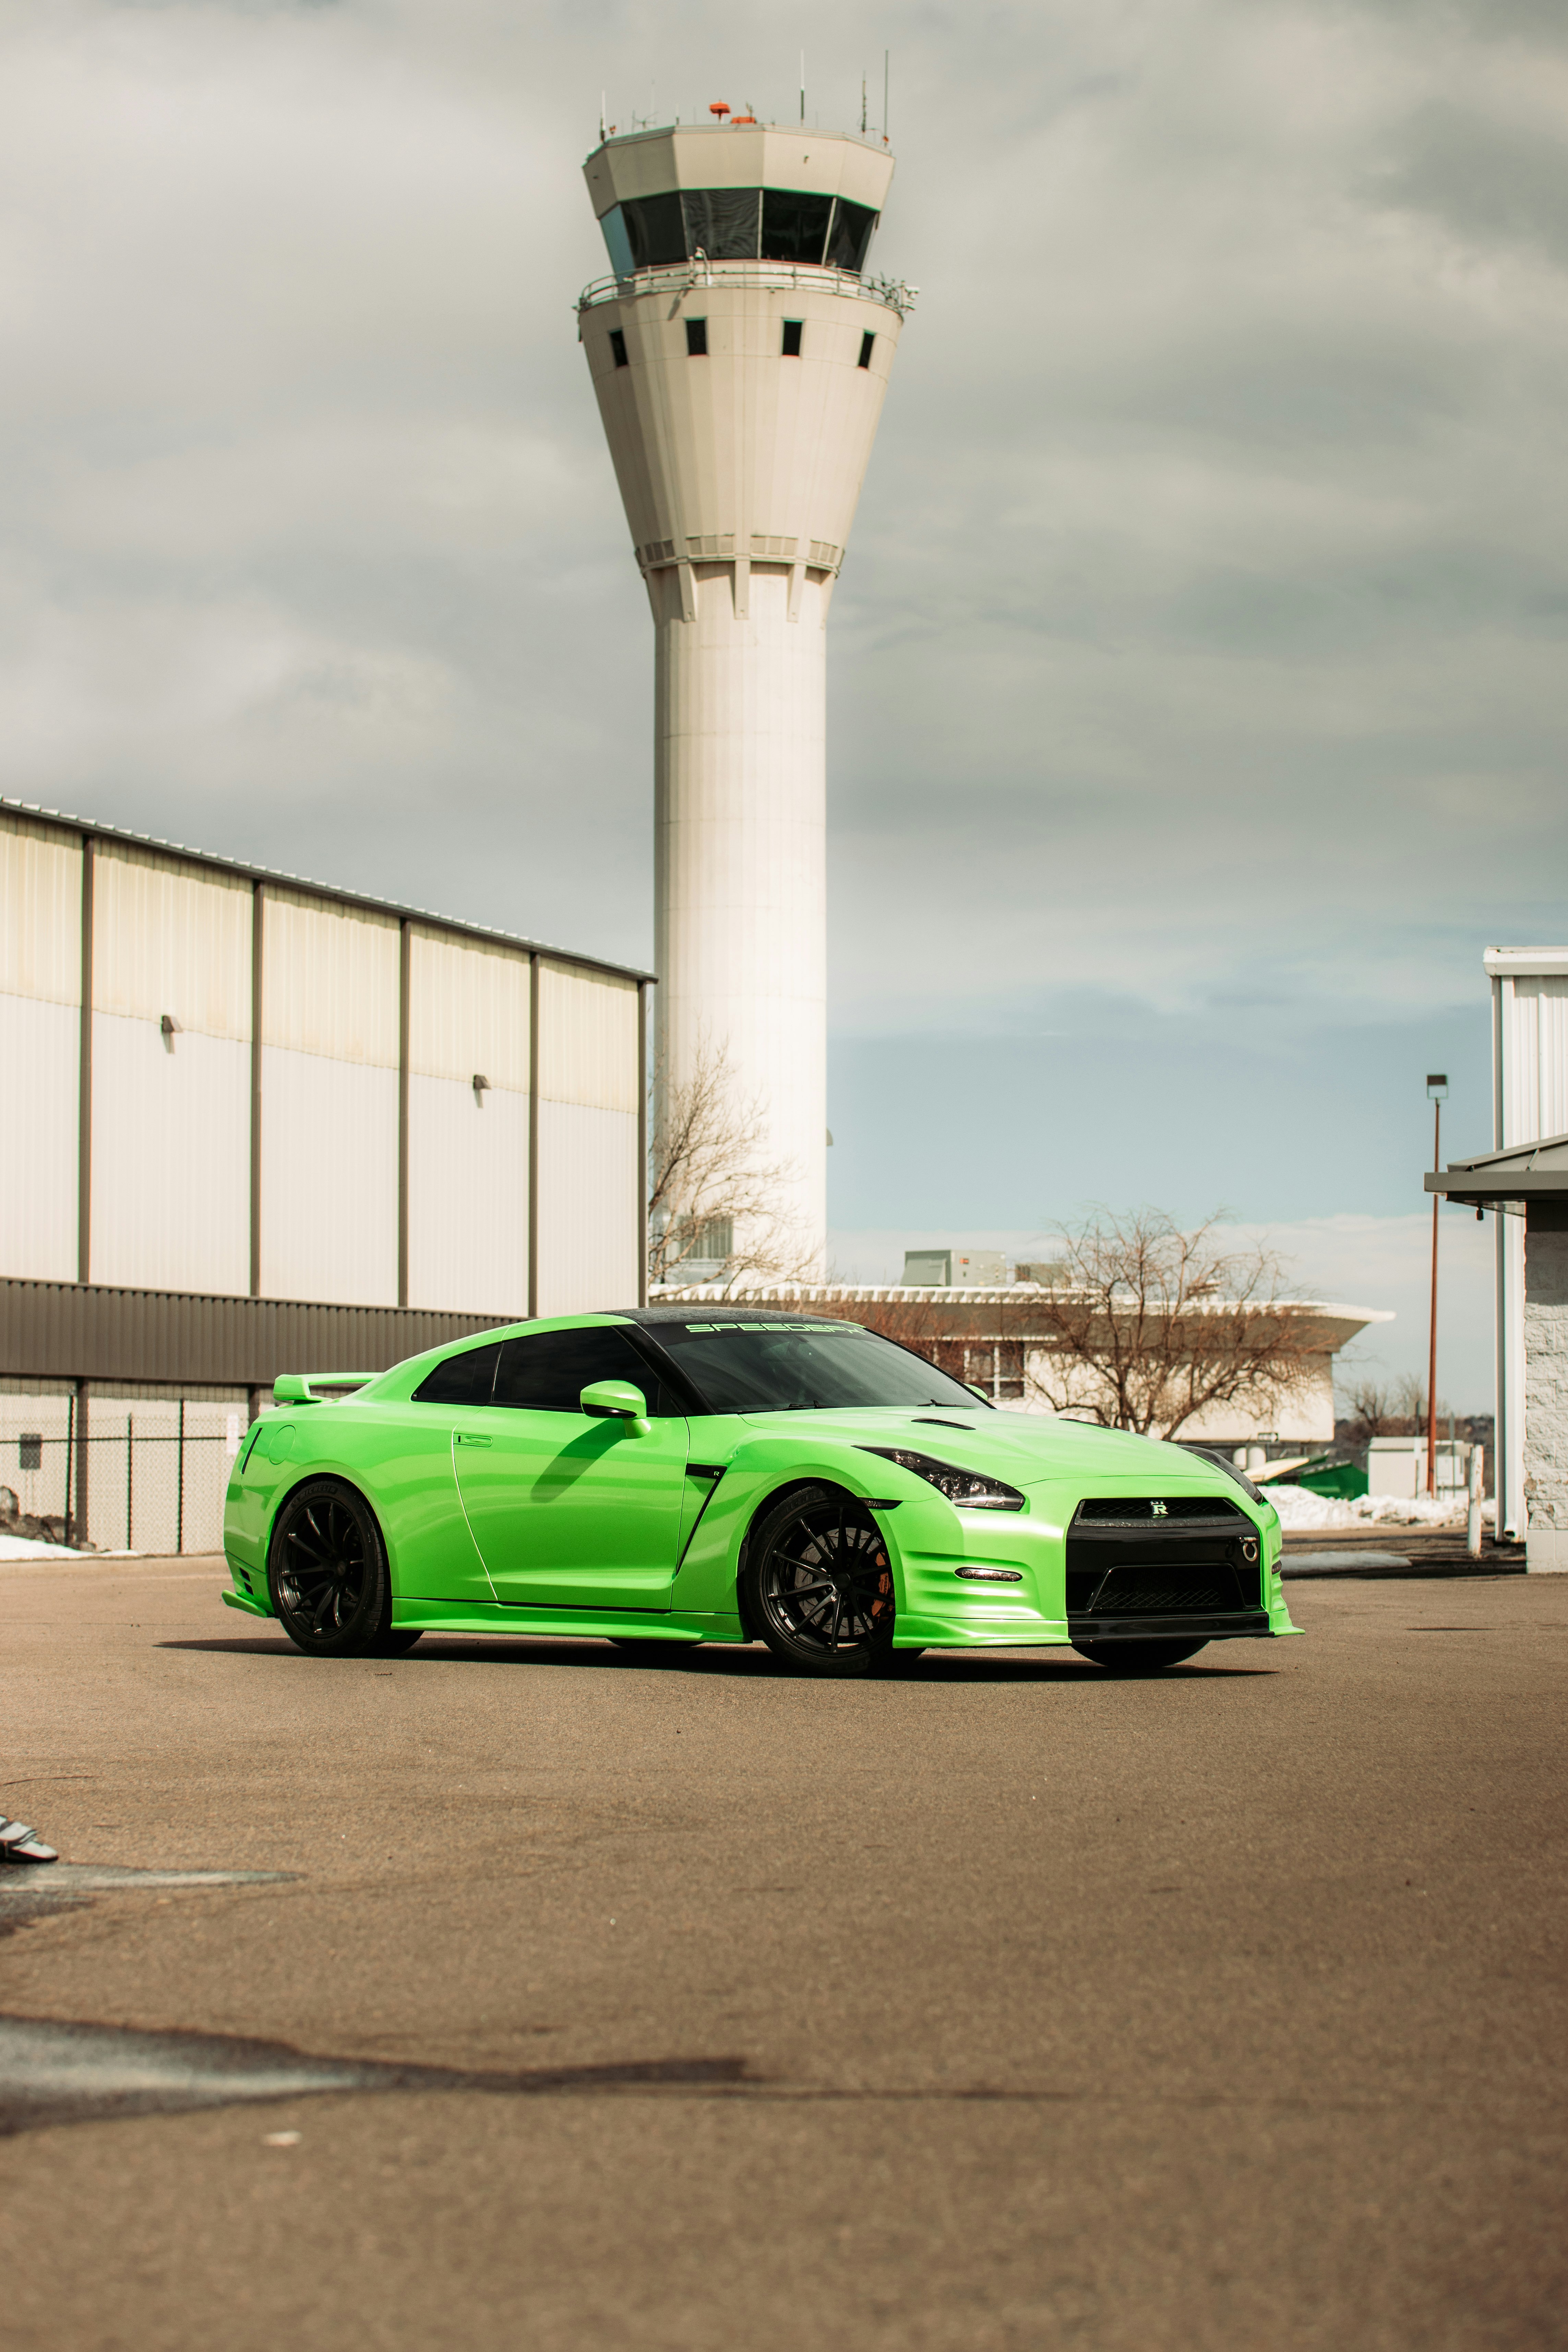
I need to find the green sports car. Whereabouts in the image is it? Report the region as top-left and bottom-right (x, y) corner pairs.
(222, 1307), (1298, 1676)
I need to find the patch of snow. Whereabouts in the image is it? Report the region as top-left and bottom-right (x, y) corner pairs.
(1267, 1485), (1494, 1531)
(0, 1533), (79, 1561)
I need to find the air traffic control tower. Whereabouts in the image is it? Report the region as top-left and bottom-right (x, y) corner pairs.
(578, 114), (908, 1274)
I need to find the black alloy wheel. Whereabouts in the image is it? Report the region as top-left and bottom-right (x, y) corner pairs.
(267, 1479), (393, 1658)
(745, 1485), (897, 1677)
(1070, 1637), (1209, 1673)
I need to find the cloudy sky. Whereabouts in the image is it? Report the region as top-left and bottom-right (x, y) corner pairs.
(5, 0), (1566, 1405)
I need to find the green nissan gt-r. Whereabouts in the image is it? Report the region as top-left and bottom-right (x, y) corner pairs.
(222, 1307), (1298, 1676)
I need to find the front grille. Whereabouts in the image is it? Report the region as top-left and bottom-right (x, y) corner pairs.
(1067, 1496), (1262, 1620)
(1074, 1496), (1247, 1525)
(1081, 1568), (1247, 1616)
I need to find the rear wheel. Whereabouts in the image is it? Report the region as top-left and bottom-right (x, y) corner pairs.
(1071, 1637), (1208, 1673)
(267, 1479), (392, 1659)
(744, 1486), (896, 1678)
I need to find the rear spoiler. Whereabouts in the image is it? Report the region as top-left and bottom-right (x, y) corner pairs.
(272, 1373), (376, 1406)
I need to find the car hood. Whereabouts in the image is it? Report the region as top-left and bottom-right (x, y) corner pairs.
(733, 1407), (1249, 1495)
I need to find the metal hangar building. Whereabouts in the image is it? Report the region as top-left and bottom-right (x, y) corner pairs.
(0, 798), (649, 1551)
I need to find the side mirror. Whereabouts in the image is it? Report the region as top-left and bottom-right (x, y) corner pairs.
(580, 1380), (649, 1435)
(965, 1383), (991, 1403)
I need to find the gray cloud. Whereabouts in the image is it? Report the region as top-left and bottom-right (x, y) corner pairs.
(0, 0), (1564, 1281)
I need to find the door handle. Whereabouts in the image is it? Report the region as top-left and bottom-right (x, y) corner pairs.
(455, 1432), (492, 1448)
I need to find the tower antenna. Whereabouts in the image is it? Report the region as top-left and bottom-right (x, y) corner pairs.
(599, 91), (606, 142)
(861, 75), (867, 134)
(800, 51), (805, 124)
(884, 51), (890, 142)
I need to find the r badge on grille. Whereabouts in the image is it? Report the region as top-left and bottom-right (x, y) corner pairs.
(1151, 1499), (1168, 1516)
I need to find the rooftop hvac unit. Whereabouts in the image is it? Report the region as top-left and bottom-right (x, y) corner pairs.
(902, 1248), (1006, 1288)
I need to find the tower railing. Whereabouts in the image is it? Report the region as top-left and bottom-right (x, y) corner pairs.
(577, 262), (918, 319)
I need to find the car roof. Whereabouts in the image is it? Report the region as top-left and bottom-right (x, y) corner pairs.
(602, 1306), (841, 1326)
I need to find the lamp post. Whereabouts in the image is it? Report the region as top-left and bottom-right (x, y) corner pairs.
(1426, 1073), (1448, 1497)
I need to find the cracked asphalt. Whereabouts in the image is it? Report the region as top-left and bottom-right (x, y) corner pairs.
(0, 1554), (1564, 2350)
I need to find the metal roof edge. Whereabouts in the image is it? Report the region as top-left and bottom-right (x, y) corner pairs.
(1483, 946), (1568, 977)
(1436, 1131), (1568, 1172)
(0, 796), (656, 988)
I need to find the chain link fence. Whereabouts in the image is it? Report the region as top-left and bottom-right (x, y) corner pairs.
(0, 1395), (243, 1555)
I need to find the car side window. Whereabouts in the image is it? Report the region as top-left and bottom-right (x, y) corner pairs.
(492, 1327), (679, 1414)
(411, 1342), (502, 1406)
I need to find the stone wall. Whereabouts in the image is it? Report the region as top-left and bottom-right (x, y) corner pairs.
(1523, 1223), (1568, 1571)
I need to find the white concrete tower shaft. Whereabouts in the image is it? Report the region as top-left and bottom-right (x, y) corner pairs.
(579, 124), (904, 1274)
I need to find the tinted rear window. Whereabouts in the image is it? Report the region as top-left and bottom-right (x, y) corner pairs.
(493, 1326), (682, 1415)
(412, 1342), (502, 1406)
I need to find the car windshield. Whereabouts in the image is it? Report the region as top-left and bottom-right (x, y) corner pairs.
(653, 1321), (985, 1415)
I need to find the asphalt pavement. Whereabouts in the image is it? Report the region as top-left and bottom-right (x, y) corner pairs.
(1, 1554), (1564, 2351)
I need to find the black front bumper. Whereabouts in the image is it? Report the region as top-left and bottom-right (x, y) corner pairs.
(1067, 1609), (1270, 1643)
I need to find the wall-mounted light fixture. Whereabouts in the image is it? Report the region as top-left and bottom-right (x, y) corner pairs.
(472, 1073), (490, 1106)
(159, 1014), (180, 1053)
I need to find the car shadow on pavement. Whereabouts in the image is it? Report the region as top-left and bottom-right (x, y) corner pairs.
(158, 1637), (1276, 1682)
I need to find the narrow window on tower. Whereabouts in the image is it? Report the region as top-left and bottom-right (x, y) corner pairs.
(609, 329), (628, 369)
(858, 331), (875, 370)
(781, 319), (803, 357)
(685, 317), (708, 357)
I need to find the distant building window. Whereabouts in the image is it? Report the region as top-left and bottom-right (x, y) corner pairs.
(964, 1344), (1025, 1404)
(686, 317), (708, 357)
(609, 329), (628, 368)
(858, 331), (875, 369)
(781, 319), (803, 357)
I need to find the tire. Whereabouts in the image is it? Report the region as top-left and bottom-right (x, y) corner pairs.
(1071, 1637), (1209, 1673)
(267, 1479), (392, 1659)
(743, 1485), (897, 1678)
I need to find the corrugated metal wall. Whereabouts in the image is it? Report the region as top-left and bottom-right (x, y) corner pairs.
(1493, 965), (1568, 1538)
(535, 959), (641, 1313)
(1, 806), (646, 1370)
(0, 1276), (511, 1388)
(89, 843), (253, 1294)
(0, 813), (81, 1280)
(1503, 976), (1568, 1145)
(406, 927), (531, 1314)
(260, 888), (400, 1307)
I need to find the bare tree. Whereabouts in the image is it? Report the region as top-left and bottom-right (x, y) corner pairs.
(805, 1292), (953, 1363)
(1340, 1375), (1397, 1442)
(647, 1038), (816, 1291)
(1020, 1209), (1321, 1438)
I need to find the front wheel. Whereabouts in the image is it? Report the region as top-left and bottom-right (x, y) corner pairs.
(743, 1486), (896, 1678)
(267, 1479), (392, 1659)
(1071, 1637), (1208, 1673)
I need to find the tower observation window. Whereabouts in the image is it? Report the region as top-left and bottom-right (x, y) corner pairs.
(760, 191), (833, 264)
(858, 331), (875, 369)
(609, 329), (628, 368)
(681, 188), (762, 260)
(781, 319), (803, 357)
(598, 191), (879, 277)
(823, 199), (877, 272)
(685, 316), (708, 356)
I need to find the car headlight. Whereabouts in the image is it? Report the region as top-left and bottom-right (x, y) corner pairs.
(858, 1447), (1026, 1512)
